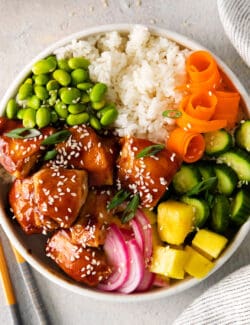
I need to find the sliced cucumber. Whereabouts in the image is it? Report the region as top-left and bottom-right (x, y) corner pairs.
(230, 189), (250, 226)
(218, 149), (250, 182)
(181, 196), (210, 228)
(204, 129), (233, 156)
(172, 164), (201, 194)
(214, 164), (238, 196)
(211, 194), (230, 233)
(196, 161), (215, 181)
(235, 120), (250, 152)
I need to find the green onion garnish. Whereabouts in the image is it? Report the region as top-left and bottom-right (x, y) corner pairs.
(186, 177), (217, 196)
(162, 109), (182, 119)
(121, 194), (140, 224)
(107, 189), (131, 210)
(4, 127), (41, 139)
(43, 149), (58, 161)
(41, 130), (71, 146)
(136, 144), (165, 159)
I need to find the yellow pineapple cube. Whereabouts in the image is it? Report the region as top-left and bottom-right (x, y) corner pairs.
(184, 246), (215, 279)
(150, 246), (188, 279)
(142, 208), (157, 224)
(192, 229), (228, 259)
(151, 224), (163, 248)
(157, 200), (195, 245)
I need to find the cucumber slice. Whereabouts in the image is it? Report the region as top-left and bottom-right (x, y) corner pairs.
(235, 120), (250, 152)
(204, 129), (233, 156)
(172, 165), (201, 194)
(181, 196), (210, 228)
(196, 161), (215, 181)
(231, 189), (250, 225)
(218, 149), (250, 182)
(211, 194), (230, 233)
(214, 164), (238, 196)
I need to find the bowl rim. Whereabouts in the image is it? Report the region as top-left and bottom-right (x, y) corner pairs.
(0, 23), (249, 302)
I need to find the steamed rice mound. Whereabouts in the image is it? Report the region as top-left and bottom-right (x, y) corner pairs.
(54, 26), (190, 143)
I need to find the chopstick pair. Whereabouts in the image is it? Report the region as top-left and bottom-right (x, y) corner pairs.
(0, 239), (51, 325)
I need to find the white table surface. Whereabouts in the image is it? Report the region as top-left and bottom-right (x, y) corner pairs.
(0, 0), (249, 324)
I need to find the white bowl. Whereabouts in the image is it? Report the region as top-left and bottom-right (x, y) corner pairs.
(0, 24), (249, 302)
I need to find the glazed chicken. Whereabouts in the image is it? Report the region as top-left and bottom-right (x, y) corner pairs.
(54, 125), (118, 186)
(46, 230), (112, 286)
(117, 136), (181, 208)
(0, 117), (54, 179)
(9, 167), (88, 234)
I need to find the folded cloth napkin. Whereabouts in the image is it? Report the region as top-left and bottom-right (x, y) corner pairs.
(217, 0), (250, 67)
(173, 265), (250, 325)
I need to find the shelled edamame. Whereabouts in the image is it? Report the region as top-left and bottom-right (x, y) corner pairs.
(5, 55), (118, 130)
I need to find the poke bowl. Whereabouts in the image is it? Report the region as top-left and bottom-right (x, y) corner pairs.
(0, 24), (249, 302)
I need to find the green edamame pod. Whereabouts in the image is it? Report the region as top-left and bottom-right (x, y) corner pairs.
(46, 80), (60, 91)
(46, 55), (57, 67)
(32, 57), (57, 75)
(66, 112), (89, 126)
(36, 107), (51, 128)
(68, 57), (90, 70)
(55, 101), (68, 119)
(48, 90), (58, 106)
(71, 69), (89, 85)
(6, 99), (18, 119)
(23, 108), (36, 128)
(91, 99), (106, 110)
(77, 82), (93, 91)
(18, 83), (33, 100)
(60, 87), (81, 104)
(34, 74), (50, 85)
(81, 93), (90, 103)
(53, 69), (71, 86)
(24, 78), (33, 84)
(17, 108), (26, 119)
(68, 103), (86, 114)
(89, 83), (107, 102)
(51, 111), (59, 123)
(27, 95), (41, 110)
(34, 85), (49, 100)
(99, 106), (118, 126)
(89, 116), (101, 130)
(57, 58), (72, 72)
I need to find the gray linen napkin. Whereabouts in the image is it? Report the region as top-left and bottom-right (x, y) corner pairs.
(173, 265), (250, 325)
(217, 0), (250, 67)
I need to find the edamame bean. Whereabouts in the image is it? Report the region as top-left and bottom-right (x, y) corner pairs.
(34, 74), (50, 86)
(6, 99), (18, 119)
(68, 103), (86, 114)
(58, 59), (71, 72)
(77, 82), (93, 90)
(48, 90), (58, 106)
(89, 116), (101, 130)
(27, 95), (41, 110)
(68, 57), (90, 70)
(46, 55), (57, 67)
(99, 106), (118, 126)
(23, 108), (36, 128)
(24, 78), (33, 84)
(34, 85), (49, 100)
(51, 111), (59, 123)
(17, 108), (26, 119)
(81, 93), (90, 103)
(36, 107), (51, 128)
(53, 69), (71, 86)
(46, 80), (60, 91)
(91, 99), (106, 110)
(66, 112), (89, 126)
(60, 87), (81, 104)
(71, 68), (89, 85)
(55, 101), (68, 118)
(32, 57), (57, 75)
(89, 83), (107, 102)
(18, 83), (33, 100)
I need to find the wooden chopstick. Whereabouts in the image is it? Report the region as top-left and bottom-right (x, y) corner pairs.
(0, 239), (22, 325)
(12, 247), (51, 325)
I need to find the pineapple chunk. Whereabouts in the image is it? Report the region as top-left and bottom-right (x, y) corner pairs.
(157, 200), (195, 245)
(150, 246), (188, 279)
(192, 229), (228, 259)
(142, 208), (157, 224)
(151, 224), (163, 248)
(184, 246), (215, 279)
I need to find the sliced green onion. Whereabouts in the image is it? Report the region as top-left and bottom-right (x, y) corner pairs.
(162, 109), (182, 119)
(107, 189), (130, 210)
(186, 177), (217, 196)
(136, 144), (165, 159)
(4, 127), (41, 139)
(121, 194), (140, 224)
(41, 130), (71, 146)
(44, 149), (58, 161)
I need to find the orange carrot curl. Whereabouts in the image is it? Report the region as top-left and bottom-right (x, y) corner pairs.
(185, 91), (218, 120)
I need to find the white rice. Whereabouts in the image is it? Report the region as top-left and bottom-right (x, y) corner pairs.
(54, 25), (190, 143)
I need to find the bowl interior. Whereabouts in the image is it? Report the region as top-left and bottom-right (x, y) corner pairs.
(0, 24), (249, 302)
